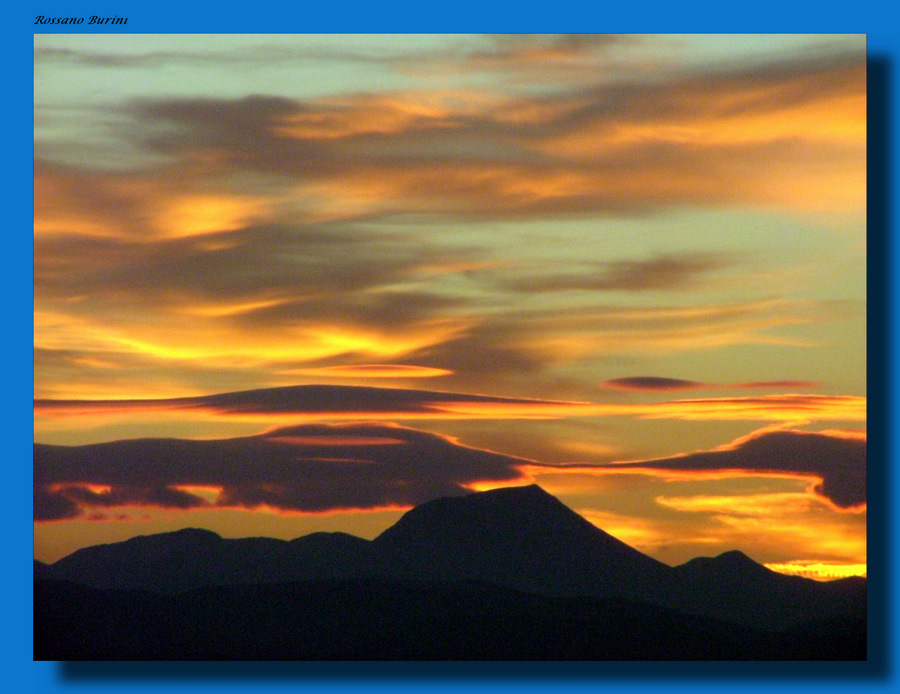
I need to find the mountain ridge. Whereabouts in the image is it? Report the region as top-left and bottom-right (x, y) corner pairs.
(36, 484), (865, 631)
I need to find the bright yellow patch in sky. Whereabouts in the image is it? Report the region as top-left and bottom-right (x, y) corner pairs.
(763, 561), (867, 581)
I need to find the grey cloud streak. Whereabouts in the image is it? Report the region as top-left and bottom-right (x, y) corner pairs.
(34, 384), (571, 417)
(600, 377), (819, 392)
(35, 217), (472, 331)
(503, 254), (730, 293)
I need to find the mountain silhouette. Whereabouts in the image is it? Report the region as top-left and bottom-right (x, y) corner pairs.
(368, 484), (673, 601)
(33, 559), (51, 580)
(44, 526), (371, 592)
(672, 549), (867, 628)
(36, 484), (865, 639)
(40, 485), (673, 600)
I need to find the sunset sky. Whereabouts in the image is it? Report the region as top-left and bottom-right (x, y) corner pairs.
(33, 33), (867, 580)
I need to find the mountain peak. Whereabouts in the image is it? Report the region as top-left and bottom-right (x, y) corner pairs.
(371, 483), (671, 598)
(455, 483), (559, 510)
(373, 483), (584, 545)
(673, 548), (782, 592)
(481, 483), (549, 495)
(159, 527), (222, 540)
(715, 549), (757, 566)
(119, 527), (223, 550)
(469, 483), (555, 502)
(35, 484), (867, 633)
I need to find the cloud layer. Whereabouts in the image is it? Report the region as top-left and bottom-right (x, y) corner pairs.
(34, 37), (866, 404)
(34, 384), (866, 426)
(34, 384), (574, 419)
(119, 52), (864, 218)
(606, 428), (866, 509)
(34, 423), (531, 521)
(34, 420), (865, 522)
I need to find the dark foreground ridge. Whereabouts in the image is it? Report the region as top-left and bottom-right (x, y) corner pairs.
(35, 484), (866, 660)
(34, 578), (865, 660)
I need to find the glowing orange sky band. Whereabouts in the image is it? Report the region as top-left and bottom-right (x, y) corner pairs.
(34, 390), (866, 423)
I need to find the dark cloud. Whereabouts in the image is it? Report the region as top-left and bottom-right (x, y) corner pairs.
(405, 321), (549, 385)
(36, 220), (425, 301)
(34, 418), (865, 523)
(602, 377), (706, 392)
(601, 377), (819, 392)
(129, 95), (348, 179)
(33, 384), (570, 417)
(33, 423), (529, 520)
(62, 484), (209, 510)
(505, 254), (728, 293)
(33, 488), (81, 522)
(608, 429), (866, 509)
(34, 159), (159, 239)
(35, 216), (473, 341)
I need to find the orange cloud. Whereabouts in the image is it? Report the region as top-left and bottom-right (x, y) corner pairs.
(570, 495), (866, 574)
(279, 364), (453, 379)
(34, 161), (274, 241)
(35, 42), (866, 407)
(655, 491), (822, 516)
(271, 91), (491, 140)
(567, 484), (866, 571)
(762, 561), (866, 580)
(152, 192), (269, 239)
(622, 394), (866, 423)
(433, 394), (866, 424)
(113, 51), (864, 222)
(34, 385), (866, 431)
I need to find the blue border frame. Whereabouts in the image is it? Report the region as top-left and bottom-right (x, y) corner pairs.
(20, 5), (895, 690)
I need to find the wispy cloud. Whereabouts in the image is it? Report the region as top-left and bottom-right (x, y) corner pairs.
(279, 365), (454, 378)
(32, 34), (867, 570)
(34, 43), (864, 402)
(116, 52), (864, 218)
(500, 253), (731, 293)
(34, 41), (401, 70)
